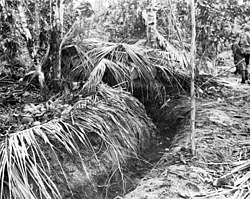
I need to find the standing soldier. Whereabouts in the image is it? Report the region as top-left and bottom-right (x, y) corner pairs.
(231, 34), (244, 76)
(239, 24), (250, 84)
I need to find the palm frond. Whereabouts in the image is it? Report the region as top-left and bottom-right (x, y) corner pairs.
(0, 117), (99, 199)
(61, 44), (94, 81)
(155, 31), (188, 68)
(75, 84), (155, 156)
(80, 58), (132, 91)
(92, 41), (156, 80)
(61, 38), (190, 99)
(1, 84), (155, 199)
(81, 58), (107, 91)
(0, 127), (61, 199)
(68, 39), (157, 82)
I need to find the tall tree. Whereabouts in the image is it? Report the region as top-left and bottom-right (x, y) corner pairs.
(49, 0), (64, 89)
(145, 0), (158, 47)
(190, 0), (196, 155)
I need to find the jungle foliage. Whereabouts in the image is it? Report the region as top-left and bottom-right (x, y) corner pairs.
(0, 0), (250, 199)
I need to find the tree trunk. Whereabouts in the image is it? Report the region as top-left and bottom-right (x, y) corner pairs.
(17, 2), (33, 61)
(48, 0), (64, 90)
(50, 28), (61, 80)
(52, 0), (63, 80)
(190, 0), (196, 155)
(145, 0), (158, 47)
(16, 0), (45, 88)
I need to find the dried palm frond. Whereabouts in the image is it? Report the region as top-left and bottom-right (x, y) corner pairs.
(65, 39), (156, 81)
(81, 58), (130, 91)
(67, 39), (189, 84)
(60, 37), (191, 104)
(88, 40), (156, 81)
(60, 44), (92, 82)
(74, 84), (155, 156)
(0, 120), (74, 199)
(0, 84), (155, 199)
(155, 31), (189, 68)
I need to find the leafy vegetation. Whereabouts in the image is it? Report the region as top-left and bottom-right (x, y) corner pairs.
(0, 0), (250, 198)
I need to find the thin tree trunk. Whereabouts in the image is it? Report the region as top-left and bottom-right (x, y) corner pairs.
(50, 28), (61, 80)
(145, 0), (157, 47)
(190, 0), (196, 155)
(51, 0), (63, 83)
(34, 0), (42, 61)
(58, 0), (64, 80)
(17, 1), (33, 60)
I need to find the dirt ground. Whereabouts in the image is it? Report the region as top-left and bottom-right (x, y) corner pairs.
(121, 53), (250, 199)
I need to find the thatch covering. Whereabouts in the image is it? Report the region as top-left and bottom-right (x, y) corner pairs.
(0, 84), (155, 199)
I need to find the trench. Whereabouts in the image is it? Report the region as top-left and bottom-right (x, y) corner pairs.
(106, 91), (190, 199)
(0, 70), (191, 199)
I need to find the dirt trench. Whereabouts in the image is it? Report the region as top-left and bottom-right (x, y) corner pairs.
(106, 89), (192, 199)
(106, 51), (250, 199)
(121, 70), (250, 199)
